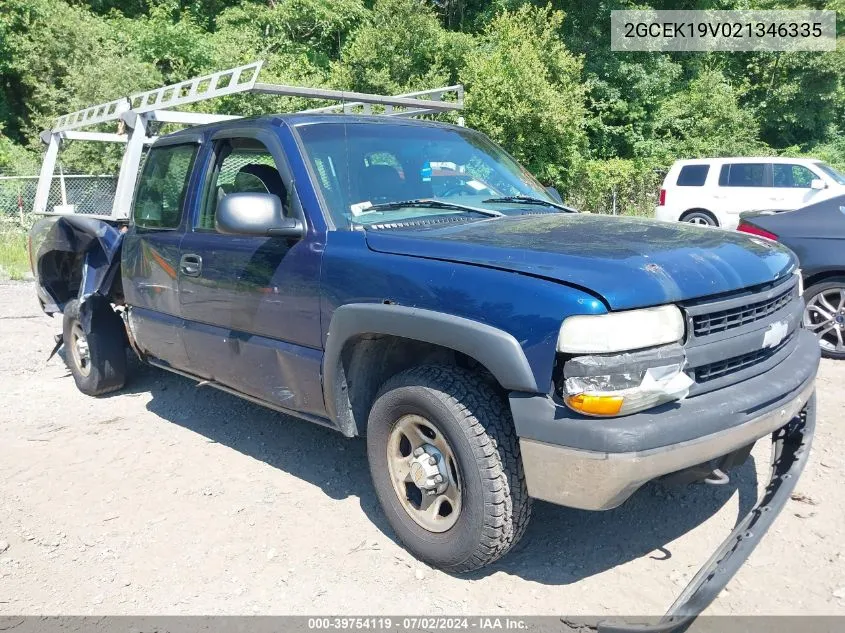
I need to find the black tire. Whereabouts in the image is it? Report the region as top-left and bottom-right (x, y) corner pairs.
(681, 210), (718, 226)
(367, 364), (532, 573)
(62, 298), (127, 396)
(803, 278), (845, 360)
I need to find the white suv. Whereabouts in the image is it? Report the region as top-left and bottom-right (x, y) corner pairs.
(655, 157), (845, 229)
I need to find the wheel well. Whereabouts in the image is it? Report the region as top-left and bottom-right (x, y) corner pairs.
(37, 248), (123, 314)
(803, 270), (845, 291)
(38, 250), (85, 310)
(334, 334), (501, 438)
(680, 208), (718, 225)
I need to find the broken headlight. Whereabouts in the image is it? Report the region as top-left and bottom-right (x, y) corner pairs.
(560, 344), (693, 417)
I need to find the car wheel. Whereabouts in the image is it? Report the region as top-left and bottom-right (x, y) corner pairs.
(803, 279), (845, 359)
(62, 298), (128, 395)
(681, 210), (718, 226)
(367, 364), (532, 573)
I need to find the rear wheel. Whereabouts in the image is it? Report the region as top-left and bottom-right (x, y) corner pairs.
(681, 210), (718, 226)
(62, 298), (127, 395)
(803, 279), (845, 359)
(367, 364), (532, 573)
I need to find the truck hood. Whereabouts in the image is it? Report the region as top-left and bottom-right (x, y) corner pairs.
(364, 214), (796, 311)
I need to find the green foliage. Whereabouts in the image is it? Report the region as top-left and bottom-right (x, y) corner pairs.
(0, 128), (38, 174)
(567, 158), (664, 216)
(637, 69), (767, 163)
(728, 51), (842, 149)
(333, 0), (472, 94)
(1, 0), (844, 216)
(463, 5), (585, 189)
(116, 2), (214, 79)
(0, 0), (162, 133)
(0, 222), (29, 280)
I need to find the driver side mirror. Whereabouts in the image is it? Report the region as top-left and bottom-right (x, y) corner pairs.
(215, 192), (304, 238)
(810, 178), (827, 190)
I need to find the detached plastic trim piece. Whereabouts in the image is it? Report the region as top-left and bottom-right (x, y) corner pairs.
(596, 393), (816, 633)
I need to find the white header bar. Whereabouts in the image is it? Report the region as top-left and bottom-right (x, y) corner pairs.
(611, 10), (836, 52)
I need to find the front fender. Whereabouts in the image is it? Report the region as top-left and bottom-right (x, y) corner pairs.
(322, 303), (539, 429)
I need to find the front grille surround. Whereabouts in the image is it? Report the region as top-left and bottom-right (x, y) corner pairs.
(691, 284), (795, 338)
(694, 335), (793, 383)
(681, 274), (802, 393)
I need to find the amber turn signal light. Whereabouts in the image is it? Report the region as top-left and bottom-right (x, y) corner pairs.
(564, 393), (624, 416)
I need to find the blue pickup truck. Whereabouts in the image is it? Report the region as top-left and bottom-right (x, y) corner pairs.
(31, 114), (819, 628)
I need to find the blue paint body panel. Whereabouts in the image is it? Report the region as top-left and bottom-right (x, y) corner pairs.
(32, 114), (799, 428)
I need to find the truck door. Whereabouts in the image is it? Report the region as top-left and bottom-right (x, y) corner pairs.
(177, 128), (325, 417)
(122, 139), (200, 370)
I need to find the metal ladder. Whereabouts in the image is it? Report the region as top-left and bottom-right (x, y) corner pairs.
(35, 60), (464, 220)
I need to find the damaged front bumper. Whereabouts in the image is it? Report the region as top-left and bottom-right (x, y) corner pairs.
(511, 327), (819, 632)
(512, 328), (820, 510)
(595, 392), (816, 632)
(519, 377), (814, 510)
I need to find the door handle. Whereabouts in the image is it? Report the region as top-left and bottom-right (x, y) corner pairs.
(180, 253), (202, 277)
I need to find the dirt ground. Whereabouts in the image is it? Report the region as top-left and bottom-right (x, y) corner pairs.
(1, 279), (844, 618)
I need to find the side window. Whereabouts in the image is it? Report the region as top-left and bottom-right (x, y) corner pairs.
(198, 140), (288, 230)
(133, 144), (197, 229)
(676, 164), (709, 187)
(718, 163), (767, 187)
(773, 164), (816, 188)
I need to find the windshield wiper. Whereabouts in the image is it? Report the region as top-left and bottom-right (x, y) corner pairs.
(482, 195), (577, 213)
(359, 199), (504, 218)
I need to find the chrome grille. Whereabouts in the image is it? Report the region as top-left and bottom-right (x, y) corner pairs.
(694, 336), (792, 383)
(692, 284), (794, 337)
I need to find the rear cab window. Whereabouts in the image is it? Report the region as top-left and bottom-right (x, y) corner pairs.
(675, 164), (709, 187)
(718, 163), (769, 187)
(133, 144), (198, 229)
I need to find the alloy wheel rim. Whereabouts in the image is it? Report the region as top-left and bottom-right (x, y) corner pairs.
(386, 414), (462, 533)
(70, 322), (92, 376)
(803, 286), (845, 353)
(688, 216), (710, 225)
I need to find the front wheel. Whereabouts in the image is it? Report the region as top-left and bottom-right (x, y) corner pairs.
(803, 279), (845, 359)
(366, 365), (532, 573)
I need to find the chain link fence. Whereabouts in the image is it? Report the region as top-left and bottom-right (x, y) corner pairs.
(0, 175), (118, 221)
(563, 161), (668, 217)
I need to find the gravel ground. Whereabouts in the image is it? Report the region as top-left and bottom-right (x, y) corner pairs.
(1, 280), (844, 618)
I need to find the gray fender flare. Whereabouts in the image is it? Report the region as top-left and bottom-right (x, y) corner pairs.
(322, 303), (539, 429)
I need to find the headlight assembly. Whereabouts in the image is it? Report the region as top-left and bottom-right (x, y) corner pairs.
(557, 314), (693, 417)
(562, 360), (693, 417)
(557, 305), (685, 354)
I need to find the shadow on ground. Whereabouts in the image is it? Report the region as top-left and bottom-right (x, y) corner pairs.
(121, 356), (760, 586)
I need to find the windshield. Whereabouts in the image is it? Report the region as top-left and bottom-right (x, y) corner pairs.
(295, 121), (556, 228)
(814, 162), (845, 185)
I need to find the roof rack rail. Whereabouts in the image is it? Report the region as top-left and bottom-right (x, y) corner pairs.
(34, 60), (463, 220)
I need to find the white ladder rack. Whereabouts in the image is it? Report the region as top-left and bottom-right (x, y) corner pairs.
(35, 60), (463, 220)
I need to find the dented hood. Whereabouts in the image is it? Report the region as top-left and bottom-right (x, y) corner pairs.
(364, 214), (797, 310)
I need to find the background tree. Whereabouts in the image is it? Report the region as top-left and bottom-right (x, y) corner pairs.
(0, 0), (843, 214)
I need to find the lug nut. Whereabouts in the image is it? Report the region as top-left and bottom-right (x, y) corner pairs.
(413, 447), (425, 456)
(428, 455), (436, 466)
(434, 474), (444, 483)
